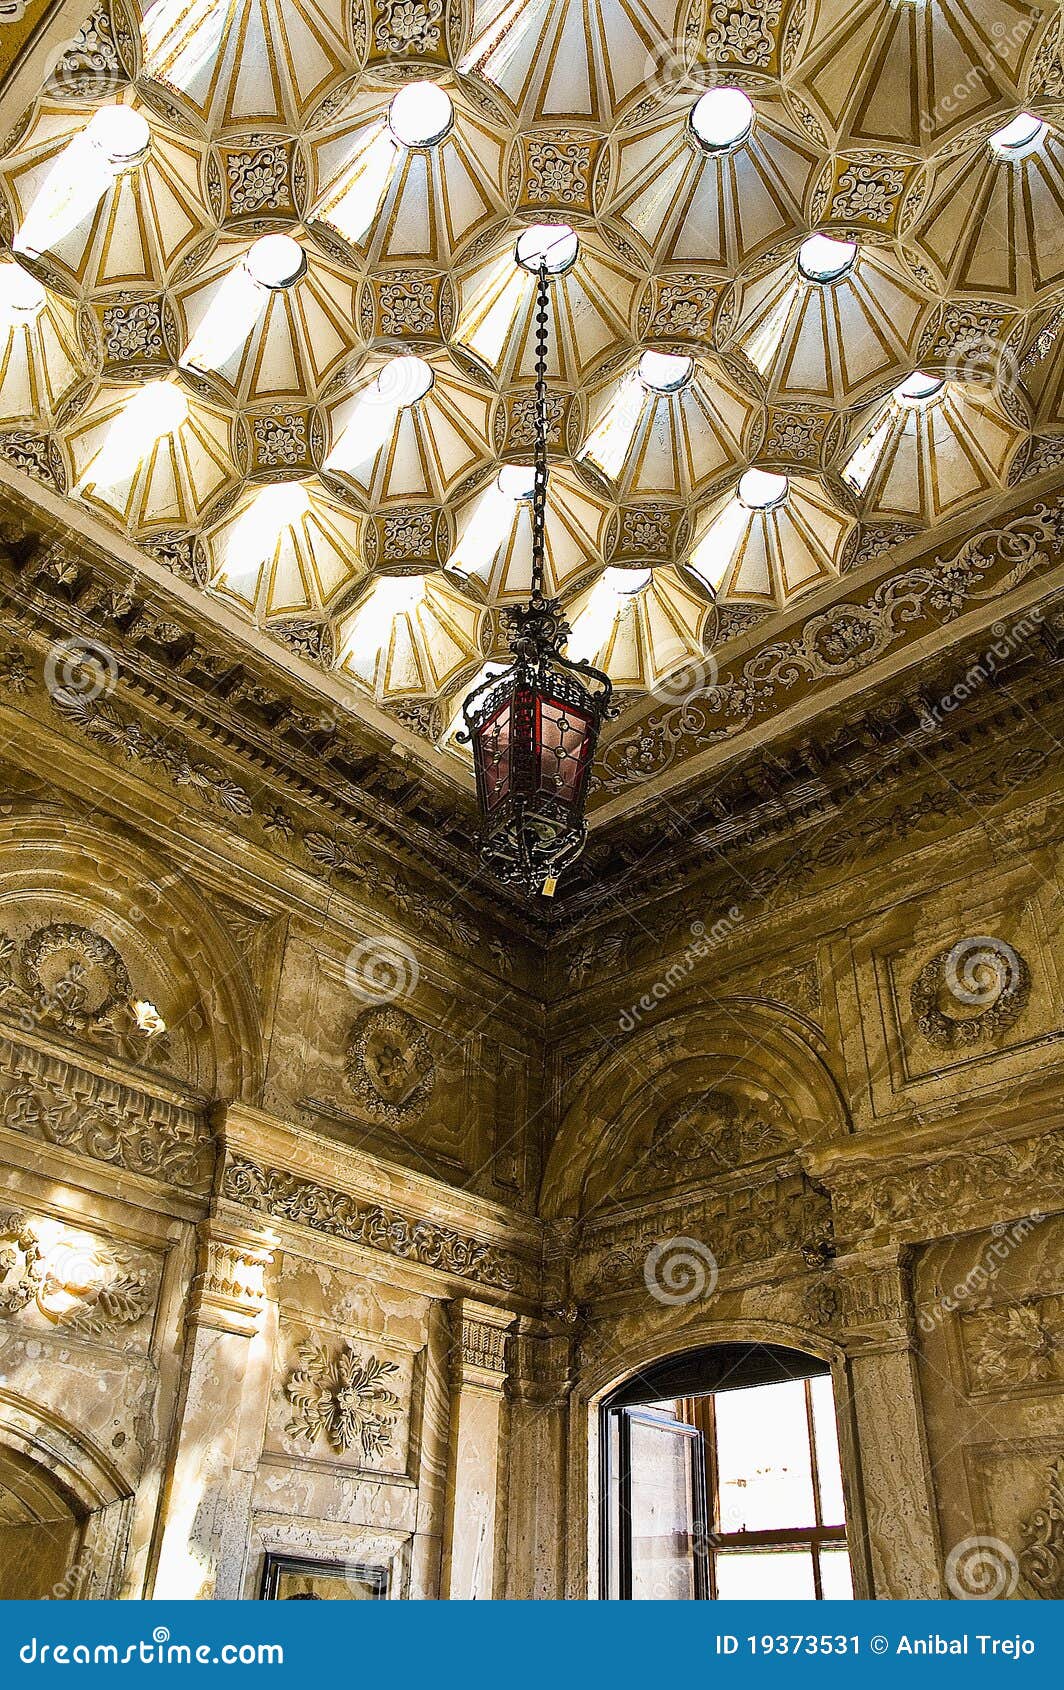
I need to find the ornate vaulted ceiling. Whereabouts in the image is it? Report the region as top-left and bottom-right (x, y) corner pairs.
(0, 0), (1061, 839)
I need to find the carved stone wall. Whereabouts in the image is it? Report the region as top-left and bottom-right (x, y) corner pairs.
(0, 579), (1061, 1602)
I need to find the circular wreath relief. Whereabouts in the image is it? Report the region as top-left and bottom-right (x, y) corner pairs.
(22, 922), (132, 1031)
(910, 937), (1031, 1049)
(345, 1007), (436, 1125)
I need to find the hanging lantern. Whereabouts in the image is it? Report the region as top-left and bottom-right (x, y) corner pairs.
(458, 254), (614, 898)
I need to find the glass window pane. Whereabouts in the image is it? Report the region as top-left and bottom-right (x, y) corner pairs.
(714, 1380), (815, 1532)
(607, 1412), (622, 1599)
(715, 1549), (817, 1600)
(810, 1374), (846, 1526)
(628, 1416), (699, 1600)
(819, 1546), (854, 1599)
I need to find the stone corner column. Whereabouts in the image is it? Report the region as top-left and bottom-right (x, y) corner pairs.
(503, 1312), (578, 1601)
(831, 1245), (946, 1599)
(150, 1219), (275, 1600)
(439, 1297), (515, 1601)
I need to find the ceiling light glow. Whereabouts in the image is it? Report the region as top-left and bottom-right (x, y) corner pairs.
(737, 468), (789, 509)
(374, 354), (435, 406)
(497, 463), (536, 499)
(798, 233), (857, 283)
(388, 82), (455, 148)
(86, 105), (151, 167)
(515, 223), (579, 275)
(77, 380), (188, 492)
(13, 105), (151, 260)
(690, 87), (754, 151)
(326, 357), (434, 476)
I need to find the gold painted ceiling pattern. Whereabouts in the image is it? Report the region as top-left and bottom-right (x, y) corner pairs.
(0, 0), (1060, 766)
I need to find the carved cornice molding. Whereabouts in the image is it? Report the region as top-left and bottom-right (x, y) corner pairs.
(0, 1032), (214, 1195)
(221, 1152), (534, 1298)
(0, 606), (534, 975)
(552, 637), (1064, 984)
(593, 490), (1064, 806)
(0, 513), (542, 957)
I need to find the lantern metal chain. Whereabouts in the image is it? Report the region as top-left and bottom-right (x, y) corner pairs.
(530, 258), (550, 609)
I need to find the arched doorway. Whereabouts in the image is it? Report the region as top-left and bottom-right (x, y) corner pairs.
(601, 1344), (853, 1601)
(0, 1443), (84, 1600)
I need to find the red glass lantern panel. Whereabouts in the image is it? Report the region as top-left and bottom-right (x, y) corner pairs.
(477, 695), (512, 812)
(536, 693), (594, 805)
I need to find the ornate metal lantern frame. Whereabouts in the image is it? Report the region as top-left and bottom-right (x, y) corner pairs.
(458, 259), (614, 898)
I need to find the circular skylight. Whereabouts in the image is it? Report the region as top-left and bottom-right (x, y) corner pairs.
(375, 354), (435, 406)
(989, 112), (1047, 157)
(515, 223), (579, 275)
(0, 260), (45, 319)
(690, 87), (754, 151)
(737, 468), (788, 510)
(87, 105), (151, 167)
(638, 350), (694, 393)
(798, 233), (857, 283)
(604, 566), (651, 595)
(388, 82), (455, 148)
(245, 234), (306, 290)
(497, 463), (536, 500)
(895, 370), (945, 404)
(139, 380), (189, 434)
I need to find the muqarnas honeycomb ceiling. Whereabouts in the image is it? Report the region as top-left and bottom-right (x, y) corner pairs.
(0, 0), (1061, 770)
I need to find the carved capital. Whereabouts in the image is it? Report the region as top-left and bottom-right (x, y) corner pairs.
(811, 1247), (915, 1355)
(506, 1314), (577, 1407)
(189, 1223), (273, 1336)
(449, 1297), (514, 1392)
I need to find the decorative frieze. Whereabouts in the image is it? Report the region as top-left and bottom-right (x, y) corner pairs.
(598, 493), (1064, 791)
(222, 1154), (529, 1293)
(0, 1035), (214, 1193)
(829, 1127), (1064, 1245)
(575, 1172), (833, 1301)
